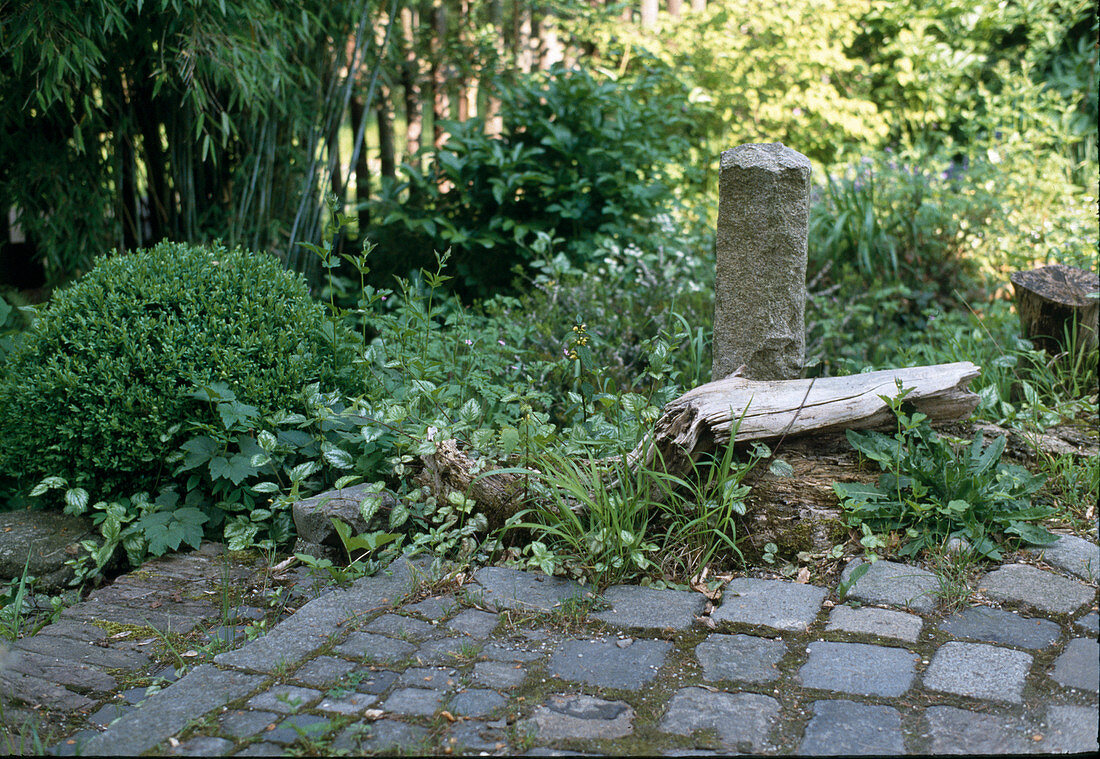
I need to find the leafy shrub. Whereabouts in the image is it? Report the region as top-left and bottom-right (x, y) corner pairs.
(0, 241), (359, 499)
(834, 385), (1055, 560)
(366, 64), (700, 295)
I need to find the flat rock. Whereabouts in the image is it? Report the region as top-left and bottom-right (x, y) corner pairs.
(798, 641), (917, 697)
(922, 642), (1032, 703)
(474, 566), (587, 612)
(1028, 534), (1100, 582)
(938, 605), (1061, 649)
(13, 632), (150, 669)
(529, 694), (635, 740)
(547, 638), (671, 690)
(0, 510), (100, 592)
(291, 484), (397, 545)
(1049, 637), (1099, 692)
(712, 577), (826, 631)
(166, 736), (234, 756)
(825, 605), (923, 643)
(839, 559), (938, 613)
(414, 635), (481, 666)
(80, 665), (264, 755)
(922, 705), (1033, 754)
(800, 700), (904, 755)
(265, 713), (332, 745)
(0, 648), (116, 694)
(591, 585), (705, 630)
(398, 667), (458, 690)
(1040, 705), (1100, 753)
(694, 633), (786, 683)
(978, 563), (1095, 615)
(659, 687), (779, 751)
(317, 692), (378, 715)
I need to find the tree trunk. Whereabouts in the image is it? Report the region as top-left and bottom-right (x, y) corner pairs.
(431, 0), (449, 148)
(377, 84), (397, 181)
(691, 0), (706, 12)
(633, 362), (982, 474)
(640, 0), (659, 28)
(668, 0), (683, 17)
(399, 5), (423, 170)
(350, 95), (371, 233)
(485, 0), (504, 136)
(1010, 264), (1100, 356)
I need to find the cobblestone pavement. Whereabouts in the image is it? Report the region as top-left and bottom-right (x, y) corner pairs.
(2, 535), (1098, 756)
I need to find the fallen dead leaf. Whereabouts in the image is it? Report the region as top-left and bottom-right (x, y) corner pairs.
(796, 567), (811, 584)
(110, 631), (132, 639)
(440, 710), (457, 723)
(363, 709), (384, 721)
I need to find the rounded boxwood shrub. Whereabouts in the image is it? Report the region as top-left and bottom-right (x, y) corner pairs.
(0, 241), (360, 498)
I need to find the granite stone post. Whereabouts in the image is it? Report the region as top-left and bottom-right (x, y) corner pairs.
(712, 143), (811, 381)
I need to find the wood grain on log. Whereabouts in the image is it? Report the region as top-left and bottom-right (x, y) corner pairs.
(634, 361), (980, 471)
(416, 439), (528, 532)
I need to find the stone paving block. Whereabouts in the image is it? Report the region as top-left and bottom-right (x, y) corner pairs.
(403, 594), (456, 620)
(922, 641), (1032, 703)
(694, 633), (786, 683)
(712, 577), (826, 631)
(529, 694), (635, 740)
(398, 666), (459, 690)
(382, 686), (446, 716)
(798, 641), (917, 697)
(1075, 610), (1098, 635)
(444, 721), (510, 753)
(1, 648), (117, 694)
(799, 700), (904, 755)
(591, 585), (706, 630)
(479, 641), (551, 662)
(332, 631), (416, 663)
(80, 664), (265, 756)
(938, 605), (1062, 649)
(0, 669), (93, 711)
(1040, 704), (1100, 753)
(475, 566), (588, 612)
(233, 740), (285, 756)
(246, 685), (322, 713)
(363, 612), (439, 641)
(548, 638), (672, 690)
(291, 655), (357, 688)
(1029, 534), (1100, 582)
(353, 668), (399, 694)
(447, 608), (499, 637)
(825, 605), (923, 643)
(265, 713), (332, 745)
(217, 709), (280, 739)
(838, 559), (938, 613)
(331, 719), (429, 754)
(978, 564), (1095, 615)
(472, 659), (528, 689)
(317, 691), (378, 715)
(449, 688), (506, 717)
(922, 705), (1033, 754)
(51, 728), (100, 757)
(60, 599), (203, 633)
(13, 631), (151, 669)
(659, 687), (779, 751)
(166, 735), (234, 756)
(414, 635), (481, 665)
(1050, 637), (1100, 692)
(87, 701), (136, 727)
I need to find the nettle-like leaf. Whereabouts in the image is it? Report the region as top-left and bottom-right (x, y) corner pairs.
(139, 507), (209, 556)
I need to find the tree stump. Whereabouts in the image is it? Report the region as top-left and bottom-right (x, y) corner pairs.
(1010, 264), (1099, 356)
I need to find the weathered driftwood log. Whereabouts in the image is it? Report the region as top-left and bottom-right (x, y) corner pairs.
(1010, 264), (1099, 356)
(417, 439), (528, 532)
(633, 361), (981, 472)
